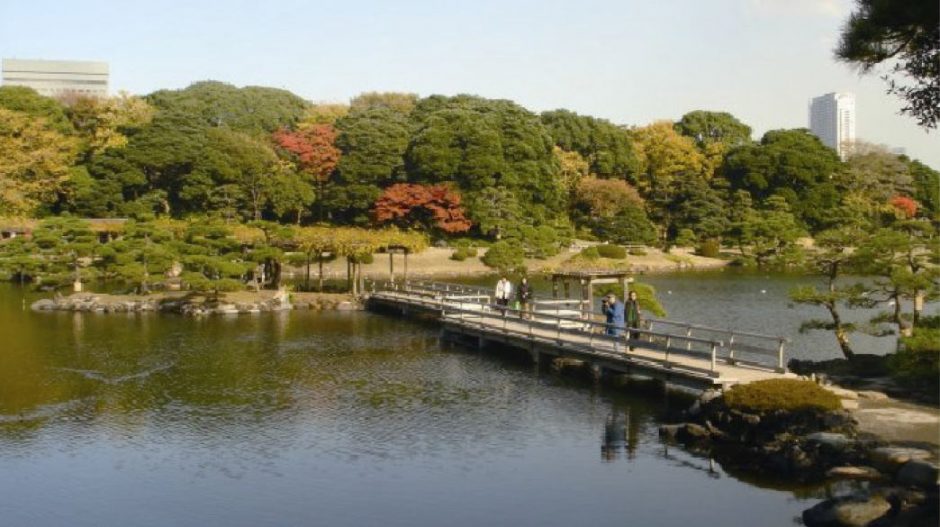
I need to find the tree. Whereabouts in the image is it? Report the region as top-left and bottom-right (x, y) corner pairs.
(675, 110), (752, 147)
(553, 147), (590, 194)
(836, 0), (940, 129)
(736, 196), (806, 268)
(103, 219), (177, 293)
(906, 158), (939, 219)
(29, 217), (98, 289)
(481, 241), (525, 274)
(272, 124), (339, 219)
(330, 107), (411, 223)
(723, 129), (842, 230)
(350, 92), (418, 115)
(0, 108), (80, 216)
(407, 95), (564, 223)
(0, 86), (73, 133)
(372, 183), (472, 234)
(674, 110), (753, 178)
(835, 144), (914, 224)
(630, 121), (705, 196)
(540, 109), (636, 180)
(147, 81), (308, 134)
(61, 92), (155, 158)
(466, 187), (524, 240)
(790, 228), (871, 360)
(299, 103), (349, 127)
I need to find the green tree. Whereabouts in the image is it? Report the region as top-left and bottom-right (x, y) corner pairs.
(481, 241), (525, 274)
(905, 157), (939, 219)
(540, 109), (636, 180)
(835, 0), (939, 128)
(103, 219), (177, 293)
(737, 196), (806, 268)
(675, 110), (752, 147)
(723, 129), (842, 230)
(147, 81), (308, 134)
(349, 92), (418, 115)
(30, 217), (98, 289)
(0, 86), (73, 133)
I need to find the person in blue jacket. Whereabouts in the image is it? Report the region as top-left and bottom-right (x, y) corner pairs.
(601, 293), (625, 337)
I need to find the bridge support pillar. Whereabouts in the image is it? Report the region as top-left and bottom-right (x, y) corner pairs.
(590, 364), (604, 382)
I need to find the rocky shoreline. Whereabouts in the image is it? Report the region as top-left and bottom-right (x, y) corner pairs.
(30, 291), (363, 315)
(660, 387), (939, 527)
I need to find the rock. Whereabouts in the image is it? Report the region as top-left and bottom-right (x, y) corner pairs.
(857, 390), (889, 401)
(699, 389), (722, 405)
(826, 386), (860, 400)
(336, 301), (357, 311)
(677, 423), (711, 442)
(896, 460), (940, 488)
(870, 447), (932, 473)
(826, 466), (882, 480)
(803, 493), (891, 527)
(658, 424), (680, 439)
(806, 432), (852, 450)
(30, 299), (56, 311)
(840, 399), (860, 410)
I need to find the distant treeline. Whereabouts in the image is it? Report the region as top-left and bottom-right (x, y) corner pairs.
(1, 81), (937, 257)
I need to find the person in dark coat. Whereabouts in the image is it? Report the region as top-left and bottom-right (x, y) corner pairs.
(625, 290), (642, 350)
(601, 293), (625, 337)
(517, 277), (532, 318)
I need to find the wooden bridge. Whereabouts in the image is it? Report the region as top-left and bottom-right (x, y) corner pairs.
(367, 280), (796, 391)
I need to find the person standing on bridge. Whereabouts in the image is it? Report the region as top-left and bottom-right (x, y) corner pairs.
(516, 277), (532, 319)
(601, 293), (625, 337)
(494, 276), (513, 314)
(625, 290), (642, 350)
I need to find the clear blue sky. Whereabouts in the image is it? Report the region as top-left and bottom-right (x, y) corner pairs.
(2, 0), (937, 167)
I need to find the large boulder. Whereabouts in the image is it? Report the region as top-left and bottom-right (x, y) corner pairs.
(870, 447), (932, 474)
(30, 299), (56, 311)
(803, 493), (891, 527)
(896, 460), (940, 488)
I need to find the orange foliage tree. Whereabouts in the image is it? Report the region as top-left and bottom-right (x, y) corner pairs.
(889, 195), (918, 219)
(373, 183), (472, 234)
(272, 124), (340, 183)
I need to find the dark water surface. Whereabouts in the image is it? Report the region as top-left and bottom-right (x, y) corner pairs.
(0, 280), (829, 526)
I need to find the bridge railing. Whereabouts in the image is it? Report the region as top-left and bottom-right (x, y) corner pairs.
(370, 279), (786, 374)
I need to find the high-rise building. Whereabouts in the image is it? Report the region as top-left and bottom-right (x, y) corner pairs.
(2, 58), (109, 98)
(808, 92), (855, 160)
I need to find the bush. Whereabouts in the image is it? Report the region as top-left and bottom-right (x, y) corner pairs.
(724, 379), (842, 413)
(596, 244), (627, 259)
(579, 246), (600, 259)
(450, 247), (477, 261)
(889, 328), (940, 390)
(674, 228), (696, 247)
(482, 241), (525, 273)
(696, 238), (721, 258)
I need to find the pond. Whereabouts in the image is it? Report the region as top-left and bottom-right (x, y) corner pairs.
(0, 276), (870, 526)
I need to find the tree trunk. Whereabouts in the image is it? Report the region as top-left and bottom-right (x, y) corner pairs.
(318, 257), (324, 292)
(304, 253), (311, 291)
(827, 302), (855, 360)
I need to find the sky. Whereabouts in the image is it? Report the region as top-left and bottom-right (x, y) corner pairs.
(2, 0), (937, 167)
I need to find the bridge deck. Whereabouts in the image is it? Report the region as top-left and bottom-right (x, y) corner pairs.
(369, 288), (795, 390)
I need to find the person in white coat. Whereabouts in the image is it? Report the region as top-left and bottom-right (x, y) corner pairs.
(494, 277), (513, 314)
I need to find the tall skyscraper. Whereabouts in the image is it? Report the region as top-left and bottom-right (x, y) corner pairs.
(2, 58), (109, 98)
(808, 92), (856, 160)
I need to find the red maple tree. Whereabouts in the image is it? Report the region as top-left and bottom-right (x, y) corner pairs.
(272, 124), (340, 183)
(889, 195), (918, 219)
(373, 183), (472, 233)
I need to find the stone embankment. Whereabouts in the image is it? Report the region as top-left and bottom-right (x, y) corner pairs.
(30, 291), (362, 315)
(659, 387), (939, 527)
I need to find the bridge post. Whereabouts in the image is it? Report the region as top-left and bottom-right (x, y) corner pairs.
(590, 363), (603, 382)
(776, 339), (786, 372)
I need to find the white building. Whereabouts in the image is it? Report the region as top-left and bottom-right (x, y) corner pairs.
(808, 92), (856, 160)
(2, 58), (109, 98)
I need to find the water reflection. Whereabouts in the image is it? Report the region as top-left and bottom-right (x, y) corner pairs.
(0, 284), (820, 527)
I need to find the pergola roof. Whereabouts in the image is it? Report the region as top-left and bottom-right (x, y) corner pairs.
(550, 270), (633, 280)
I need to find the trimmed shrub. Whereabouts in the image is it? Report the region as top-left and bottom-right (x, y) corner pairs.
(724, 379), (841, 413)
(450, 247), (477, 261)
(696, 238), (720, 258)
(579, 246), (600, 259)
(482, 241), (525, 273)
(596, 244), (627, 259)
